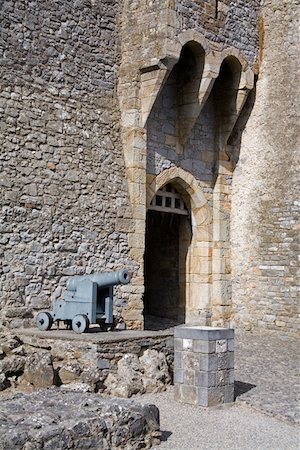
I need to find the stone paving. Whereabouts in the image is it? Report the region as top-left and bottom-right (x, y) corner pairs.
(234, 331), (299, 423)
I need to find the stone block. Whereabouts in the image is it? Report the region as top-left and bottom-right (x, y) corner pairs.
(228, 352), (234, 369)
(23, 352), (54, 388)
(217, 353), (228, 370)
(174, 351), (182, 369)
(216, 369), (227, 386)
(227, 339), (234, 351)
(175, 325), (234, 341)
(182, 338), (193, 350)
(184, 369), (195, 385)
(224, 384), (234, 403)
(174, 326), (234, 407)
(180, 385), (198, 405)
(182, 352), (200, 371)
(199, 354), (218, 372)
(174, 384), (181, 402)
(217, 352), (234, 370)
(174, 369), (184, 384)
(174, 338), (183, 351)
(193, 339), (216, 354)
(195, 371), (216, 388)
(197, 386), (225, 407)
(216, 339), (227, 353)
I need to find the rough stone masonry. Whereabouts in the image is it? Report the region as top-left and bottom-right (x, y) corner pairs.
(0, 390), (161, 450)
(0, 0), (299, 335)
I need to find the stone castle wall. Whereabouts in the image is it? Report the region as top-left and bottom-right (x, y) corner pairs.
(0, 0), (140, 328)
(0, 0), (298, 335)
(231, 0), (300, 335)
(176, 0), (259, 65)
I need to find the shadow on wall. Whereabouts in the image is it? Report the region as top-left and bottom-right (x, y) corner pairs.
(144, 42), (257, 330)
(227, 76), (258, 170)
(146, 41), (206, 176)
(146, 44), (257, 188)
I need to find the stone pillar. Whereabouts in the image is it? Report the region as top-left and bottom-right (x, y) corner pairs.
(174, 326), (234, 407)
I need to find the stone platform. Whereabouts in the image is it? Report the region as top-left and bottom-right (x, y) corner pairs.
(0, 328), (174, 397)
(15, 325), (174, 344)
(17, 326), (173, 343)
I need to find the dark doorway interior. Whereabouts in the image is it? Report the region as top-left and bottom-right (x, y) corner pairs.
(144, 210), (191, 330)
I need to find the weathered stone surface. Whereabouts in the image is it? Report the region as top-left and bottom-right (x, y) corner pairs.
(0, 331), (173, 395)
(60, 382), (93, 393)
(59, 362), (82, 384)
(105, 349), (171, 397)
(140, 349), (171, 392)
(0, 390), (161, 450)
(0, 373), (10, 391)
(22, 351), (54, 388)
(0, 336), (23, 355)
(105, 354), (144, 398)
(231, 0), (299, 335)
(0, 356), (25, 375)
(0, 0), (138, 330)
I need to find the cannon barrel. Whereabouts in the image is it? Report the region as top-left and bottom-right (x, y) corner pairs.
(67, 269), (130, 292)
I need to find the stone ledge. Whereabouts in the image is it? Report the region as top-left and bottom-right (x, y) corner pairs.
(174, 325), (234, 340)
(16, 327), (173, 343)
(0, 390), (161, 450)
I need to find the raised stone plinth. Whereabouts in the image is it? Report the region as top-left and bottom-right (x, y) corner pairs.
(0, 329), (173, 396)
(174, 326), (234, 407)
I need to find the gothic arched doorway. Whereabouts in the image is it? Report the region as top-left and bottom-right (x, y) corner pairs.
(144, 183), (192, 329)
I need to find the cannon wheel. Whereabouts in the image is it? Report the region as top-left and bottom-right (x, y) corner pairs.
(36, 312), (53, 331)
(72, 314), (89, 334)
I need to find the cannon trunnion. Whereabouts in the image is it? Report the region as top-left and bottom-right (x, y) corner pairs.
(36, 269), (130, 333)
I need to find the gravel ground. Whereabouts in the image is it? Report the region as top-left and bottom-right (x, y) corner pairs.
(137, 387), (299, 450)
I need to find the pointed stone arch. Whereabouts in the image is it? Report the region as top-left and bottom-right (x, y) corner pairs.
(146, 167), (213, 325)
(147, 167), (206, 208)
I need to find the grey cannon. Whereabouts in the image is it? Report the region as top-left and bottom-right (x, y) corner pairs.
(36, 269), (130, 333)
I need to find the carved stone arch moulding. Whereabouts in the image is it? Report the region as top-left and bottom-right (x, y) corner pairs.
(176, 30), (211, 55)
(139, 29), (255, 129)
(146, 167), (212, 228)
(218, 48), (255, 90)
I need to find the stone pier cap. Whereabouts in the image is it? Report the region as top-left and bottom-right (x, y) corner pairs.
(174, 325), (234, 341)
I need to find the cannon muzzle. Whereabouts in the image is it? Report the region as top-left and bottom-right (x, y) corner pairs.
(67, 269), (130, 292)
